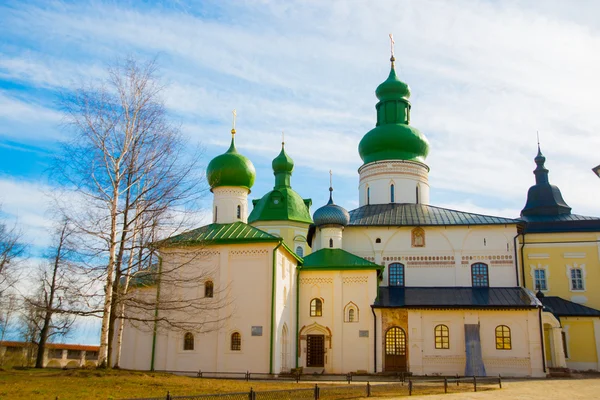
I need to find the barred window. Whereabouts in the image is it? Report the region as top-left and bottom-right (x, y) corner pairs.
(231, 332), (241, 351)
(310, 298), (322, 317)
(434, 324), (449, 349)
(495, 325), (511, 350)
(471, 263), (489, 287)
(205, 280), (214, 298)
(534, 269), (547, 291)
(389, 263), (404, 287)
(184, 332), (194, 351)
(571, 269), (584, 290)
(348, 309), (355, 322)
(237, 205), (241, 219)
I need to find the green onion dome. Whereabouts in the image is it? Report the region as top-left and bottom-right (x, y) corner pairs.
(313, 188), (349, 227)
(207, 132), (256, 191)
(358, 57), (429, 165)
(272, 145), (294, 174)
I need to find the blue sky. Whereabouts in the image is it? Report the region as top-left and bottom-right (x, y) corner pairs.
(2, 0), (600, 344)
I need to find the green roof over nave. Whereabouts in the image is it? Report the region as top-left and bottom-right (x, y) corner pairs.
(301, 248), (382, 271)
(159, 221), (280, 246)
(248, 144), (312, 224)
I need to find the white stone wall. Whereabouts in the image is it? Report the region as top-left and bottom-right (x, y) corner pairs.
(405, 309), (544, 378)
(298, 269), (378, 373)
(358, 160), (430, 206)
(343, 225), (518, 287)
(313, 226), (343, 251)
(212, 186), (250, 224)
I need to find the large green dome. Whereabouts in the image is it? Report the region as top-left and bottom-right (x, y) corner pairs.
(358, 59), (429, 165)
(207, 134), (256, 191)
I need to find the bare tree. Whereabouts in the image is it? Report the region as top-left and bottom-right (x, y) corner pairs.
(22, 220), (77, 368)
(0, 209), (26, 296)
(53, 56), (204, 367)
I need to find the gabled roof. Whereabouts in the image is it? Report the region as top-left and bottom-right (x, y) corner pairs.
(159, 222), (280, 247)
(349, 204), (520, 227)
(374, 287), (540, 309)
(301, 248), (382, 271)
(540, 296), (600, 317)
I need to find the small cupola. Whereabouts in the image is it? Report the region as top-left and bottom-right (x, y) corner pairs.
(313, 172), (349, 250)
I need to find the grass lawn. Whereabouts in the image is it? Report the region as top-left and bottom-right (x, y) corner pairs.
(0, 368), (315, 400)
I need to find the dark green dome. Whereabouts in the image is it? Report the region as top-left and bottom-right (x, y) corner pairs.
(375, 67), (411, 101)
(358, 60), (429, 165)
(207, 135), (256, 191)
(272, 146), (294, 174)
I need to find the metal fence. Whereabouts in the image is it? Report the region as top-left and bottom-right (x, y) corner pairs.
(121, 375), (502, 400)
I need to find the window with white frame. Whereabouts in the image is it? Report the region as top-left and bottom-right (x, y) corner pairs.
(570, 268), (584, 290)
(534, 269), (547, 291)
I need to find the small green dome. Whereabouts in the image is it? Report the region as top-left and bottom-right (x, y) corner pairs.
(375, 67), (411, 101)
(272, 146), (294, 174)
(207, 135), (256, 191)
(358, 61), (429, 165)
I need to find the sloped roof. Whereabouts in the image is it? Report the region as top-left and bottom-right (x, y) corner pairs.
(349, 204), (520, 226)
(540, 296), (600, 317)
(159, 222), (280, 246)
(521, 214), (600, 233)
(374, 287), (540, 309)
(301, 248), (382, 271)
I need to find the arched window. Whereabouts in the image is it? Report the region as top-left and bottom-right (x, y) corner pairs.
(388, 263), (405, 287)
(296, 245), (304, 257)
(183, 332), (194, 350)
(310, 298), (322, 317)
(495, 325), (511, 350)
(231, 332), (241, 351)
(390, 184), (395, 203)
(434, 325), (449, 349)
(385, 327), (406, 356)
(471, 263), (489, 287)
(214, 207), (218, 223)
(348, 309), (355, 322)
(344, 302), (359, 322)
(367, 187), (370, 205)
(375, 238), (381, 244)
(415, 186), (419, 204)
(236, 205), (241, 219)
(205, 280), (214, 298)
(329, 238), (333, 248)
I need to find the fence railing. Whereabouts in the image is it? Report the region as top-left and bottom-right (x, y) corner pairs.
(121, 375), (502, 400)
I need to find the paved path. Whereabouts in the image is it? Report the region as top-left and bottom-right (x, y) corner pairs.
(359, 378), (600, 399)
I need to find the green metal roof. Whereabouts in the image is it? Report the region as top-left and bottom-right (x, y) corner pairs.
(159, 222), (280, 246)
(301, 248), (382, 271)
(206, 135), (256, 191)
(349, 204), (520, 226)
(249, 187), (313, 224)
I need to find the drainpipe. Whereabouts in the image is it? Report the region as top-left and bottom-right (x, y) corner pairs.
(513, 233), (520, 286)
(150, 256), (163, 372)
(295, 267), (300, 369)
(520, 233), (526, 290)
(538, 307), (547, 374)
(269, 241), (283, 374)
(371, 307), (377, 373)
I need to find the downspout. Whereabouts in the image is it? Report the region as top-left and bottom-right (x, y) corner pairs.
(538, 307), (547, 374)
(513, 232), (520, 286)
(269, 241), (283, 374)
(520, 233), (527, 290)
(150, 256), (163, 372)
(295, 267), (300, 369)
(371, 307), (377, 373)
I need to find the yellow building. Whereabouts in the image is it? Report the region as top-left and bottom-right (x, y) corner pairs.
(520, 146), (600, 371)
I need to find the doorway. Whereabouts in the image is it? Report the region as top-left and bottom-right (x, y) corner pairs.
(385, 327), (407, 372)
(307, 334), (325, 367)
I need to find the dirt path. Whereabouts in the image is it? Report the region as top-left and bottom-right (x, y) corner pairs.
(371, 378), (600, 400)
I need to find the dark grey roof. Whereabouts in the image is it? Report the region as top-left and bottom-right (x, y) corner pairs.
(348, 204), (520, 226)
(374, 287), (540, 309)
(540, 296), (600, 317)
(521, 214), (600, 233)
(313, 192), (350, 227)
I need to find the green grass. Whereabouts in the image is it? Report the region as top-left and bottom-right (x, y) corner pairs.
(0, 368), (314, 400)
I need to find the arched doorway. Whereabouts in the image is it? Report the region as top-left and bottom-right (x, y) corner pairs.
(385, 327), (407, 372)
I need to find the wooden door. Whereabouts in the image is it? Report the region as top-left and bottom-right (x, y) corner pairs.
(307, 335), (325, 367)
(385, 327), (407, 372)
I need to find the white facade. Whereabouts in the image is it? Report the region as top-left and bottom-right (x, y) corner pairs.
(358, 160), (430, 206)
(213, 186), (250, 224)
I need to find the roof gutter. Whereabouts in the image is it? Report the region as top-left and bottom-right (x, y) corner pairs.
(269, 241), (283, 374)
(513, 231), (520, 285)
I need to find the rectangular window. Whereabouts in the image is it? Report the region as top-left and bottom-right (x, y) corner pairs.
(571, 269), (583, 290)
(534, 269), (547, 291)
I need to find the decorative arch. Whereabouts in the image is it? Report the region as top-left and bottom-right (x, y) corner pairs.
(344, 302), (359, 323)
(281, 324), (290, 372)
(411, 227), (425, 248)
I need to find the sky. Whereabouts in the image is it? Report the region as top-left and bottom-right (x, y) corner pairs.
(1, 0), (600, 344)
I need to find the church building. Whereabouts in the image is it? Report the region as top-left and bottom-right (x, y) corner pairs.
(116, 48), (600, 378)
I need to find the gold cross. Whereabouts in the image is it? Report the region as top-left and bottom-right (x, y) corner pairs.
(329, 170), (333, 188)
(282, 131), (285, 146)
(232, 109), (237, 131)
(389, 33), (395, 58)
